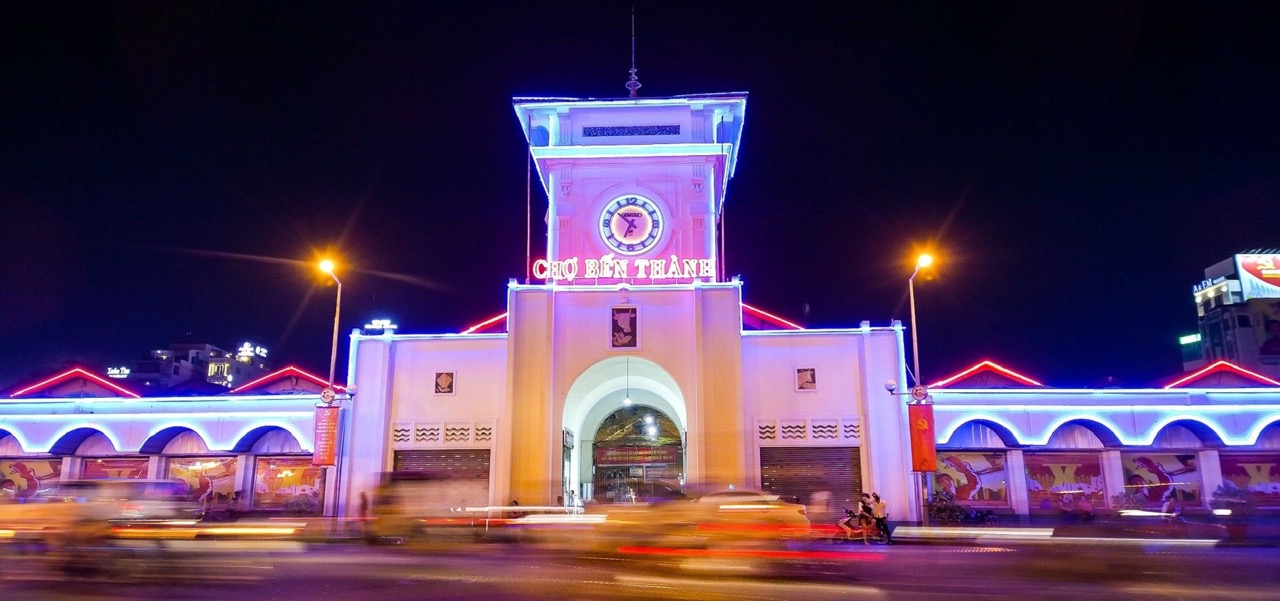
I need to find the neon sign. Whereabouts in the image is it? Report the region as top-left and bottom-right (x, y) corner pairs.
(106, 367), (131, 379)
(237, 342), (268, 359)
(364, 319), (399, 332)
(532, 253), (715, 283)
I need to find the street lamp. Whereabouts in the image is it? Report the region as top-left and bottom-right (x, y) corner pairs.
(908, 253), (932, 387)
(906, 253), (935, 526)
(318, 259), (342, 386)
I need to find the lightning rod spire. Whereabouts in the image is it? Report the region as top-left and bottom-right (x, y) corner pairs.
(626, 7), (641, 97)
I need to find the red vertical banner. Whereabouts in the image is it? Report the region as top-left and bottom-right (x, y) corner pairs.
(908, 403), (938, 472)
(313, 406), (340, 467)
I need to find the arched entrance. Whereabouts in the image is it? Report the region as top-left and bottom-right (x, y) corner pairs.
(561, 356), (688, 505)
(591, 405), (684, 503)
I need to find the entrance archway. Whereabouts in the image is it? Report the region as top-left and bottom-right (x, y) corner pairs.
(561, 356), (687, 504)
(591, 405), (684, 503)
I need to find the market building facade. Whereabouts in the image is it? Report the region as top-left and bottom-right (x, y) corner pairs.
(8, 91), (1280, 523)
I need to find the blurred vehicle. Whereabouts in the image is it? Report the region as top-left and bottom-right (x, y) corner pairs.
(368, 472), (482, 545)
(0, 479), (195, 552)
(596, 489), (810, 552)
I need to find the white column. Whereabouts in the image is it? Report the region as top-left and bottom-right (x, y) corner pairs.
(1005, 450), (1030, 515)
(1101, 450), (1125, 509)
(1198, 449), (1223, 510)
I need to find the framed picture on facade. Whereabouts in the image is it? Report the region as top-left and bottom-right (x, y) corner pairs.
(611, 306), (639, 349)
(434, 371), (456, 395)
(1121, 452), (1200, 509)
(795, 368), (817, 391)
(935, 452), (1009, 507)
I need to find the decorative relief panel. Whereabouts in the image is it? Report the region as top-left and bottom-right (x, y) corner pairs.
(755, 417), (861, 446)
(780, 419), (807, 440)
(392, 422), (411, 446)
(583, 125), (680, 137)
(444, 423), (471, 444)
(842, 419), (862, 442)
(415, 422), (441, 444)
(756, 419), (777, 441)
(474, 422), (494, 443)
(810, 419), (838, 440)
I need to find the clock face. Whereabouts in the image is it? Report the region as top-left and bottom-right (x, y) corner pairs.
(600, 195), (662, 255)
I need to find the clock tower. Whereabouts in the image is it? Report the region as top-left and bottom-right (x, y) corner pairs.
(513, 93), (747, 284)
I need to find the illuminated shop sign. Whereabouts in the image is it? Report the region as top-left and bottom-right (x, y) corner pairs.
(106, 367), (131, 379)
(1192, 276), (1226, 295)
(1236, 254), (1280, 300)
(364, 319), (398, 332)
(237, 342), (268, 360)
(532, 253), (715, 283)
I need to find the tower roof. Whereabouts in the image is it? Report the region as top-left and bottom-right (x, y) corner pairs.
(513, 93), (748, 208)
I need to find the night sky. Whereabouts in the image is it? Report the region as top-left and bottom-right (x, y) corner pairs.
(2, 2), (1278, 391)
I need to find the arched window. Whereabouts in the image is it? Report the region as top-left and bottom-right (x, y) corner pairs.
(1044, 423), (1107, 449)
(251, 429), (303, 454)
(943, 422), (1010, 448)
(1149, 424), (1205, 449)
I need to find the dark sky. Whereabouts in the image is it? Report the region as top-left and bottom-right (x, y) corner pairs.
(2, 2), (1278, 390)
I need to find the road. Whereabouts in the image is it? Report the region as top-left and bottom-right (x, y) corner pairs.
(2, 539), (1278, 600)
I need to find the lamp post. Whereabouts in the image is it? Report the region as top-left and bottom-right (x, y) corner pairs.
(318, 259), (342, 386)
(908, 253), (932, 388)
(907, 253), (934, 526)
(316, 259), (344, 518)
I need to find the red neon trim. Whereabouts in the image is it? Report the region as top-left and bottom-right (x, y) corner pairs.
(1163, 360), (1280, 389)
(230, 365), (345, 394)
(930, 360), (1044, 388)
(8, 368), (141, 399)
(461, 312), (508, 334)
(741, 303), (804, 330)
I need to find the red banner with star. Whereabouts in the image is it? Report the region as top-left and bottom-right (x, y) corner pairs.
(908, 403), (938, 472)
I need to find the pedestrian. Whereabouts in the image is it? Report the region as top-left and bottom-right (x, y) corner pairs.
(1074, 494), (1094, 522)
(358, 491), (373, 542)
(227, 490), (245, 522)
(871, 492), (891, 544)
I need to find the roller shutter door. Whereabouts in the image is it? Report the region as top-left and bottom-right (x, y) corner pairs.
(760, 446), (861, 510)
(392, 449), (491, 507)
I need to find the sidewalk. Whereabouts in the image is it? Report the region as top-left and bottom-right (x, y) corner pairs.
(882, 514), (1280, 547)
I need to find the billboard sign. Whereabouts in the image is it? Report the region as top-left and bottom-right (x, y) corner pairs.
(1236, 254), (1280, 300)
(1249, 299), (1280, 359)
(593, 446), (678, 466)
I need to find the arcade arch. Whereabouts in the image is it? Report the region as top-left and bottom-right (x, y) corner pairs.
(561, 356), (687, 503)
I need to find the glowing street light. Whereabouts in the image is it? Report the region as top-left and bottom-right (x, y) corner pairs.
(908, 254), (933, 387)
(907, 252), (937, 527)
(319, 259), (342, 387)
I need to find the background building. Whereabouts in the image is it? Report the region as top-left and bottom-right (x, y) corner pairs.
(108, 341), (272, 391)
(1193, 251), (1280, 380)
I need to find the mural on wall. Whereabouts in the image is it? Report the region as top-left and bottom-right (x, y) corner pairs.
(81, 457), (149, 480)
(1, 459), (63, 499)
(254, 456), (325, 515)
(1024, 452), (1106, 509)
(1219, 454), (1280, 508)
(1121, 453), (1200, 507)
(168, 456), (237, 504)
(934, 452), (1008, 507)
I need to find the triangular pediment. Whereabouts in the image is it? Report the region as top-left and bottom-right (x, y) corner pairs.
(1164, 361), (1280, 389)
(930, 360), (1044, 389)
(6, 368), (140, 399)
(229, 366), (343, 395)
